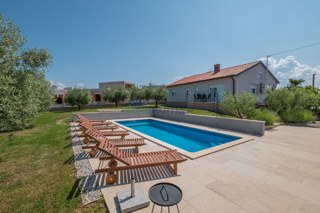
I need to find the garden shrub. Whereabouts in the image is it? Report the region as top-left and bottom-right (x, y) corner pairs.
(280, 108), (315, 123)
(220, 91), (259, 119)
(265, 87), (320, 113)
(250, 109), (280, 126)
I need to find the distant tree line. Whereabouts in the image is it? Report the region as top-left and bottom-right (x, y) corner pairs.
(64, 82), (168, 109)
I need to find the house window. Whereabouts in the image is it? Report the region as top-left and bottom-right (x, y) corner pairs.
(186, 88), (190, 95)
(171, 90), (177, 97)
(267, 84), (274, 89)
(257, 73), (262, 79)
(195, 86), (199, 92)
(250, 84), (258, 94)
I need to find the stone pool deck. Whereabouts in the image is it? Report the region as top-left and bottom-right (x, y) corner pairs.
(75, 123), (320, 213)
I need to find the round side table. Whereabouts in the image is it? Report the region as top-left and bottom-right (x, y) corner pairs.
(148, 182), (183, 213)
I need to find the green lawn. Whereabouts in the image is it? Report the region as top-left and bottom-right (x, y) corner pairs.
(0, 109), (105, 213)
(0, 105), (234, 212)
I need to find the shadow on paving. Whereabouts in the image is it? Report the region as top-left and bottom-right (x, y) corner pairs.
(98, 164), (177, 189)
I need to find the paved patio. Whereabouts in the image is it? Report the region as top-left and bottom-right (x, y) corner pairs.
(80, 123), (320, 213)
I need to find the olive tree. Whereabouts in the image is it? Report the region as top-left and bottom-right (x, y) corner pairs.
(0, 15), (55, 131)
(102, 85), (129, 107)
(144, 83), (168, 107)
(64, 87), (92, 110)
(128, 85), (145, 106)
(219, 91), (259, 119)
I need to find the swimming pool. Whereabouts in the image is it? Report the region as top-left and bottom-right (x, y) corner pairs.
(116, 119), (242, 153)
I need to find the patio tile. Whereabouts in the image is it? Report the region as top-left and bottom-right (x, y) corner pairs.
(180, 205), (200, 213)
(237, 209), (248, 213)
(206, 155), (230, 164)
(205, 180), (245, 204)
(257, 183), (306, 210)
(294, 157), (320, 168)
(302, 177), (320, 190)
(287, 207), (304, 213)
(261, 173), (320, 205)
(222, 152), (272, 171)
(164, 175), (208, 201)
(301, 202), (320, 213)
(278, 165), (320, 182)
(184, 167), (217, 185)
(188, 189), (241, 213)
(268, 167), (305, 183)
(233, 196), (276, 213)
(222, 160), (268, 180)
(206, 161), (235, 176)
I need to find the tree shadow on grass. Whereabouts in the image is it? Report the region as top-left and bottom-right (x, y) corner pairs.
(63, 142), (73, 149)
(0, 124), (36, 134)
(66, 179), (81, 200)
(64, 155), (75, 165)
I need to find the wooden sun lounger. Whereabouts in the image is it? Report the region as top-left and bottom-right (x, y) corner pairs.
(92, 136), (187, 184)
(76, 114), (113, 126)
(82, 128), (146, 156)
(83, 127), (130, 141)
(78, 122), (118, 132)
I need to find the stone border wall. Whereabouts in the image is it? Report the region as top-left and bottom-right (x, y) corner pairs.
(74, 109), (265, 135)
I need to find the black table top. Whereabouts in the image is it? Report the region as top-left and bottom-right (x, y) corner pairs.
(148, 183), (183, 206)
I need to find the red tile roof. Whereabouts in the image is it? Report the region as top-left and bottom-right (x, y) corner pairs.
(167, 61), (262, 87)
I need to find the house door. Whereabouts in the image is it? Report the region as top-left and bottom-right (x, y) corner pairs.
(95, 94), (101, 101)
(209, 84), (225, 102)
(209, 87), (217, 102)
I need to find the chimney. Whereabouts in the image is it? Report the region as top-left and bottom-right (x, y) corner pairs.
(214, 64), (220, 73)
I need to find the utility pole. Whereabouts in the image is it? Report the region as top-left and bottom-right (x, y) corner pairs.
(312, 74), (316, 87)
(265, 55), (271, 81)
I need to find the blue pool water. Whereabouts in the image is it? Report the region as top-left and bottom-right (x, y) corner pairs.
(116, 119), (241, 152)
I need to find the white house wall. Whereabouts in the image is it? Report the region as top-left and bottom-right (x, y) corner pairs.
(167, 77), (234, 103)
(235, 63), (278, 101)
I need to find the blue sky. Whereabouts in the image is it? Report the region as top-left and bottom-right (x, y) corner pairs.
(1, 0), (320, 88)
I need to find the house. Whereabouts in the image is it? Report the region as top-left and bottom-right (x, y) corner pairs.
(54, 81), (134, 104)
(166, 61), (279, 111)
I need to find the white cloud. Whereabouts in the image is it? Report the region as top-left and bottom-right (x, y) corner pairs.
(172, 75), (190, 82)
(172, 76), (183, 81)
(56, 82), (66, 89)
(76, 83), (85, 87)
(259, 56), (320, 87)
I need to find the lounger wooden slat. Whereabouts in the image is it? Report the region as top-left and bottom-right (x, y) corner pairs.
(82, 128), (146, 153)
(79, 122), (118, 131)
(88, 135), (187, 184)
(77, 114), (113, 126)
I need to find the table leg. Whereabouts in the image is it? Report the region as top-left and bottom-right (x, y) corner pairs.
(176, 204), (180, 213)
(168, 206), (170, 213)
(151, 203), (155, 213)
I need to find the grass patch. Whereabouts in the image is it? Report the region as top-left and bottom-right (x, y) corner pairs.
(0, 110), (105, 213)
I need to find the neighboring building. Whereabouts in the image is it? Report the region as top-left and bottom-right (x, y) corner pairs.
(54, 81), (134, 104)
(166, 61), (279, 110)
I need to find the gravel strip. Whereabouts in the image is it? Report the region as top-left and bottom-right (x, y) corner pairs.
(69, 123), (102, 205)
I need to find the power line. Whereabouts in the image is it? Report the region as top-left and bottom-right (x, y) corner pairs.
(267, 42), (320, 57)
